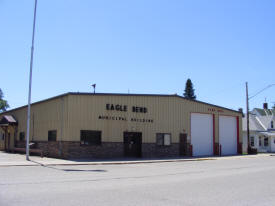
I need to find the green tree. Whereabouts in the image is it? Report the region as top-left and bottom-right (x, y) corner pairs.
(0, 89), (9, 112)
(183, 79), (196, 100)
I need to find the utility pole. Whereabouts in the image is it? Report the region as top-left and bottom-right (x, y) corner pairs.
(26, 0), (38, 161)
(246, 82), (250, 153)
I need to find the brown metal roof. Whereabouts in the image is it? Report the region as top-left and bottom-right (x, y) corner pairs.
(0, 115), (18, 126)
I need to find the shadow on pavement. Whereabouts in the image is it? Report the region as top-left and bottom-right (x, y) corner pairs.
(68, 157), (192, 162)
(62, 169), (107, 172)
(30, 160), (107, 172)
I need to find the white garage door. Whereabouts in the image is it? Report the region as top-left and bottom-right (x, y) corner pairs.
(219, 116), (237, 155)
(191, 113), (213, 156)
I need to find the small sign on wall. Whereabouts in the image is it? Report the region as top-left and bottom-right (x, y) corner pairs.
(208, 108), (224, 113)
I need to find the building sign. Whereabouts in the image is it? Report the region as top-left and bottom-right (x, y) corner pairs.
(100, 104), (152, 123)
(132, 106), (147, 113)
(106, 104), (147, 113)
(208, 108), (224, 113)
(99, 116), (127, 121)
(106, 104), (127, 112)
(98, 115), (153, 123)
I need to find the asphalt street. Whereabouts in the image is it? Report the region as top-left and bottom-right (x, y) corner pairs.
(1, 155), (275, 206)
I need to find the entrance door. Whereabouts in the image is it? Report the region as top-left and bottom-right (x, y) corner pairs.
(123, 132), (142, 158)
(179, 133), (188, 156)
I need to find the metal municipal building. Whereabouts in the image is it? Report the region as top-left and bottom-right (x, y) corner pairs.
(0, 92), (243, 159)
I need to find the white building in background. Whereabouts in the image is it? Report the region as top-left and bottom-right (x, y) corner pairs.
(243, 104), (275, 153)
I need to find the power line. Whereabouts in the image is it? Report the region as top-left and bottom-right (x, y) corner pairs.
(249, 84), (275, 100)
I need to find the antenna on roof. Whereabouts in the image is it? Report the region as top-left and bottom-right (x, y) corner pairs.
(91, 84), (96, 94)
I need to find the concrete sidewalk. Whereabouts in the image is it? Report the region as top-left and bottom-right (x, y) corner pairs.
(0, 151), (271, 167)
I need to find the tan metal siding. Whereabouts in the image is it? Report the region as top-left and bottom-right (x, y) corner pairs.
(0, 94), (242, 147)
(0, 96), (69, 142)
(66, 94), (242, 144)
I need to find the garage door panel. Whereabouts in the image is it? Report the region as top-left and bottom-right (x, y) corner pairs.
(219, 116), (237, 155)
(191, 113), (213, 156)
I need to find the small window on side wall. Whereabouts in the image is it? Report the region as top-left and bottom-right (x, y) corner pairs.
(271, 121), (274, 129)
(80, 130), (101, 146)
(48, 130), (57, 141)
(19, 132), (25, 141)
(156, 133), (171, 146)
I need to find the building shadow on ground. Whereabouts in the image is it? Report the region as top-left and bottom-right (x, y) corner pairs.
(62, 169), (107, 172)
(30, 159), (107, 173)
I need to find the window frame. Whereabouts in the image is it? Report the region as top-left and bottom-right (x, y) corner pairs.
(48, 130), (57, 142)
(156, 133), (171, 146)
(80, 130), (102, 146)
(19, 132), (25, 141)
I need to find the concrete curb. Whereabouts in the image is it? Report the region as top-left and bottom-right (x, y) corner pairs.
(0, 158), (217, 167)
(39, 158), (217, 166)
(0, 153), (271, 167)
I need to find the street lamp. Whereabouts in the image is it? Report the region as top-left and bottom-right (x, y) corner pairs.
(246, 83), (275, 154)
(26, 0), (38, 161)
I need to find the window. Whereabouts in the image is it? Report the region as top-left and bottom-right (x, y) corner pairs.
(19, 132), (25, 141)
(48, 130), (57, 141)
(1, 133), (4, 140)
(271, 121), (274, 129)
(250, 136), (254, 147)
(264, 137), (268, 147)
(80, 130), (101, 146)
(156, 133), (171, 146)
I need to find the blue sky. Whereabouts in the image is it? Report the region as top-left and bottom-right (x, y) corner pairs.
(0, 0), (274, 111)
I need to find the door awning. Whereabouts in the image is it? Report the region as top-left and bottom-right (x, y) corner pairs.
(0, 115), (18, 126)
